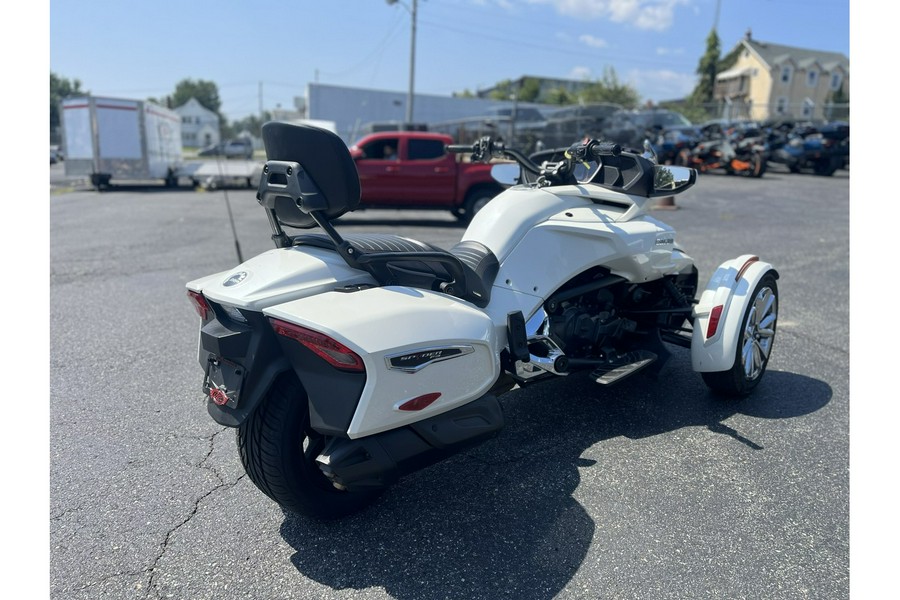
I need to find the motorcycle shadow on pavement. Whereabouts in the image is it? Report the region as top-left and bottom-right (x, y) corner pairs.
(279, 353), (831, 599)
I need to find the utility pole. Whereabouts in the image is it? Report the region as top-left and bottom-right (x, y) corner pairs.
(387, 0), (418, 125)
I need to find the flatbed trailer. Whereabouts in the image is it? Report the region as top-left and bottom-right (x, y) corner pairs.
(178, 159), (264, 189)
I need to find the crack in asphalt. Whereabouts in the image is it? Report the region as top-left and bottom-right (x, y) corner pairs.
(53, 428), (244, 599)
(142, 426), (245, 600)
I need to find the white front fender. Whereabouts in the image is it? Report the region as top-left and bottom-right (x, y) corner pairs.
(691, 255), (779, 372)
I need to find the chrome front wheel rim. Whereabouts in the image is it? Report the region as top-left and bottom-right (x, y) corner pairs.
(741, 286), (777, 380)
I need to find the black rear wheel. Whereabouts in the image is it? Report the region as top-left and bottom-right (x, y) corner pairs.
(750, 153), (766, 178)
(237, 374), (383, 519)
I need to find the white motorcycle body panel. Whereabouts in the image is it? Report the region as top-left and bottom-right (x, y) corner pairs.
(465, 184), (695, 326)
(186, 245), (376, 311)
(691, 255), (777, 372)
(264, 286), (499, 439)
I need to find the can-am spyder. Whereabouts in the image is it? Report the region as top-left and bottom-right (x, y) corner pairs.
(186, 123), (779, 519)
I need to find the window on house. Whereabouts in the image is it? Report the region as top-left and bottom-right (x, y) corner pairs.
(807, 70), (818, 87)
(802, 98), (815, 118)
(776, 97), (788, 114)
(831, 73), (843, 90)
(781, 66), (792, 84)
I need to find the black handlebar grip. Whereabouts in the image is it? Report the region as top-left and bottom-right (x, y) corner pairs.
(591, 142), (622, 157)
(447, 144), (473, 153)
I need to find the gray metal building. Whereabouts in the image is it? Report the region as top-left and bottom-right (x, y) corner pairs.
(306, 82), (550, 144)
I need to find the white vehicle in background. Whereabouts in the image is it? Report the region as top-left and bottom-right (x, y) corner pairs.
(61, 95), (183, 189)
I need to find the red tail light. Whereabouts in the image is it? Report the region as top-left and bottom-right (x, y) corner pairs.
(269, 318), (365, 372)
(707, 305), (724, 338)
(187, 290), (210, 319)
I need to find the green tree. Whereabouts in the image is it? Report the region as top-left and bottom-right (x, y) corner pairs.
(169, 78), (223, 117)
(580, 67), (640, 108)
(544, 87), (577, 105)
(828, 83), (849, 120)
(50, 72), (86, 132)
(691, 28), (721, 105)
(518, 77), (542, 102)
(488, 79), (514, 100)
(223, 111), (272, 139)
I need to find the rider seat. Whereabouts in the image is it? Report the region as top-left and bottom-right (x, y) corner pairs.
(258, 122), (498, 308)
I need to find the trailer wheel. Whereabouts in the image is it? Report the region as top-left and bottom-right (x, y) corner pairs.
(702, 273), (778, 397)
(91, 173), (111, 191)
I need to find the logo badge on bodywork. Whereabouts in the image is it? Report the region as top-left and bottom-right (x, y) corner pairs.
(386, 345), (475, 373)
(223, 271), (248, 287)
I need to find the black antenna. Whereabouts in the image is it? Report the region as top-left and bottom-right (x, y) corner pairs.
(215, 155), (244, 264)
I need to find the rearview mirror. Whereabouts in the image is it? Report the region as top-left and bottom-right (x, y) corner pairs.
(491, 163), (520, 186)
(650, 165), (696, 196)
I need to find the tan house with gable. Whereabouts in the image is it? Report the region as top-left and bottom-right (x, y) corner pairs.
(715, 30), (849, 121)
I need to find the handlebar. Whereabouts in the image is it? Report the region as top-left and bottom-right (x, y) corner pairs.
(590, 141), (622, 158)
(447, 136), (644, 187)
(448, 136), (544, 175)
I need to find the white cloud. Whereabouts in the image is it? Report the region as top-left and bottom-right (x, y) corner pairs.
(625, 67), (697, 101)
(656, 46), (684, 56)
(568, 66), (593, 80)
(527, 0), (690, 31)
(579, 34), (609, 48)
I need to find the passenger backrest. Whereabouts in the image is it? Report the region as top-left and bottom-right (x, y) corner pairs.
(260, 122), (361, 229)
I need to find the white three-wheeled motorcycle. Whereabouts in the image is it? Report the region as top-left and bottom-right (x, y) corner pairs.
(186, 123), (778, 519)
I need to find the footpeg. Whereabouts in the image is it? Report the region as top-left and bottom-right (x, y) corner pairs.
(591, 350), (657, 385)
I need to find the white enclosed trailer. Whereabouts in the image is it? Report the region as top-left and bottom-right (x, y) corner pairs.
(61, 96), (183, 188)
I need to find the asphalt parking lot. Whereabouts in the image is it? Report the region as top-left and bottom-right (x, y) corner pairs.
(46, 163), (851, 599)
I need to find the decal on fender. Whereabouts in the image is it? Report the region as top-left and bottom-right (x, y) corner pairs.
(386, 345), (475, 373)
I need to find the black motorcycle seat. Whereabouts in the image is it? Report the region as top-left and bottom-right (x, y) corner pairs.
(293, 233), (498, 308)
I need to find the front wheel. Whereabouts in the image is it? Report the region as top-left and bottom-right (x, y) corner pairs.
(237, 374), (383, 519)
(702, 273), (778, 397)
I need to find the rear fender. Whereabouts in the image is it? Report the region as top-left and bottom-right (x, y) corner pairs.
(691, 255), (779, 372)
(264, 286), (500, 439)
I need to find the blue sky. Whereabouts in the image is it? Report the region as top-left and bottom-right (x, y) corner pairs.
(50, 0), (851, 122)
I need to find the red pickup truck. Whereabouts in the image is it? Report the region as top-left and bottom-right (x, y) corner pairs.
(348, 131), (503, 221)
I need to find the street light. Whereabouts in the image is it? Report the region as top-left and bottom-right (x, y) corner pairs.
(386, 0), (417, 125)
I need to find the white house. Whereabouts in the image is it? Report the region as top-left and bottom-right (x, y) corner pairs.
(174, 97), (221, 148)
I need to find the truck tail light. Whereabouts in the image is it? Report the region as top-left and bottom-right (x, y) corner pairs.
(269, 318), (365, 372)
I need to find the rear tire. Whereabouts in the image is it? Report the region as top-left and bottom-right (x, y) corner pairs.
(237, 374), (383, 519)
(702, 273), (778, 397)
(750, 153), (766, 178)
(813, 157), (837, 176)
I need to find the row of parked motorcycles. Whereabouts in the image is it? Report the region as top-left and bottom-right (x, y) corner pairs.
(656, 119), (849, 178)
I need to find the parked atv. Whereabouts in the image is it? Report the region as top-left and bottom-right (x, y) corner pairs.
(769, 121), (848, 176)
(676, 122), (767, 177)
